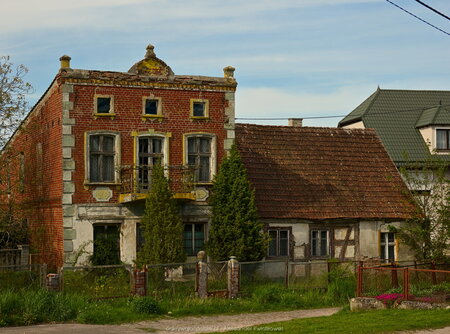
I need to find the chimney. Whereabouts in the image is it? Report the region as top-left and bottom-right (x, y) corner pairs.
(223, 66), (235, 79)
(288, 118), (303, 127)
(59, 55), (71, 70)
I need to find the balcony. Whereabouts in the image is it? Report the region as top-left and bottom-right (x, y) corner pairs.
(119, 165), (197, 203)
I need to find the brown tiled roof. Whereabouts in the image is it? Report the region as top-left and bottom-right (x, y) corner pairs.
(235, 123), (413, 220)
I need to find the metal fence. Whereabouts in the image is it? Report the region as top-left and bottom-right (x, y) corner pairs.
(61, 264), (132, 298)
(357, 262), (450, 302)
(0, 264), (47, 291)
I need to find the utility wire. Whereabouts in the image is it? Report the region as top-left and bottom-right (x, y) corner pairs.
(235, 103), (450, 121)
(413, 0), (450, 21)
(385, 0), (450, 36)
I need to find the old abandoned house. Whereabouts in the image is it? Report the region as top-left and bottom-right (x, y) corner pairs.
(235, 123), (415, 263)
(1, 45), (236, 268)
(2, 45), (415, 269)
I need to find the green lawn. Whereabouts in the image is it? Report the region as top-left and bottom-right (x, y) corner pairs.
(219, 309), (450, 334)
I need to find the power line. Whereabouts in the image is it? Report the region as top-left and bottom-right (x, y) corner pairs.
(385, 0), (450, 36)
(413, 0), (450, 21)
(235, 103), (450, 121)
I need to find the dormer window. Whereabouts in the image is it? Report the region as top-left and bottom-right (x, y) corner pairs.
(436, 129), (450, 150)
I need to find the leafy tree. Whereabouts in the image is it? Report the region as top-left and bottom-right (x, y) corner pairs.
(207, 144), (267, 261)
(390, 157), (450, 261)
(0, 56), (32, 248)
(137, 163), (186, 265)
(0, 56), (32, 148)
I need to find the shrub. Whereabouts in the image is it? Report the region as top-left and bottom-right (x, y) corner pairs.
(131, 297), (162, 314)
(252, 285), (283, 305)
(326, 264), (356, 303)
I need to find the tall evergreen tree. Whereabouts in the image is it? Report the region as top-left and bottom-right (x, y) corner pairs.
(137, 163), (186, 265)
(207, 144), (267, 261)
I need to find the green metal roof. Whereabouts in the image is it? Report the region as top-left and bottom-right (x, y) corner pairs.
(338, 89), (450, 165)
(415, 105), (450, 128)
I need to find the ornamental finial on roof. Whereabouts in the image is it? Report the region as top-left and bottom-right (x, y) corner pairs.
(145, 44), (155, 58)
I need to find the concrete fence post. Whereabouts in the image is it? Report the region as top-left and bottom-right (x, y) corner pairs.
(133, 265), (148, 297)
(196, 251), (208, 298)
(46, 272), (61, 292)
(17, 244), (30, 266)
(227, 256), (239, 299)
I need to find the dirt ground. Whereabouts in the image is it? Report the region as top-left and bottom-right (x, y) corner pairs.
(1, 307), (449, 334)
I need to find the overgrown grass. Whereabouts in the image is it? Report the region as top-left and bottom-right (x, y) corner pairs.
(219, 309), (450, 334)
(0, 264), (357, 326)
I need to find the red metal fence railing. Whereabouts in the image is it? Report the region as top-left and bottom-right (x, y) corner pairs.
(357, 264), (450, 302)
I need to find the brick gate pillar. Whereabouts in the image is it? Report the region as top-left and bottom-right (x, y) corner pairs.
(133, 266), (147, 297)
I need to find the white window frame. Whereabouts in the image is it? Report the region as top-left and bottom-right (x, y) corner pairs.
(311, 229), (330, 257)
(142, 96), (163, 118)
(85, 131), (121, 184)
(435, 127), (450, 151)
(190, 99), (209, 119)
(94, 94), (115, 116)
(380, 232), (396, 263)
(183, 133), (216, 184)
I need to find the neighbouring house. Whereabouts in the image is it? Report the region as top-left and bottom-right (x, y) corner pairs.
(338, 88), (450, 168)
(235, 123), (415, 262)
(0, 44), (236, 268)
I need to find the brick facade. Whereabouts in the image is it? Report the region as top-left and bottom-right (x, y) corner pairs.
(2, 45), (236, 268)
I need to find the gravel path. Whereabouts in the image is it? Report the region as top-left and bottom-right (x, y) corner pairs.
(1, 308), (449, 334)
(0, 307), (340, 334)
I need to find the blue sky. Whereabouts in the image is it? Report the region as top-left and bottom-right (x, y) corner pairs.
(1, 0), (449, 126)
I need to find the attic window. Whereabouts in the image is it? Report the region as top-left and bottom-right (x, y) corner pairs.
(190, 99), (209, 119)
(145, 99), (158, 115)
(436, 129), (450, 150)
(97, 97), (111, 114)
(142, 97), (162, 118)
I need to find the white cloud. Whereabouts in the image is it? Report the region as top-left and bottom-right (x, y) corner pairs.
(235, 85), (375, 127)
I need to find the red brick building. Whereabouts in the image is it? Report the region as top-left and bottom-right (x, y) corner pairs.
(3, 45), (236, 268)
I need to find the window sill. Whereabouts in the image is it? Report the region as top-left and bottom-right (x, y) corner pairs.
(94, 113), (116, 120)
(193, 182), (213, 186)
(84, 181), (121, 186)
(142, 114), (164, 121)
(190, 116), (209, 120)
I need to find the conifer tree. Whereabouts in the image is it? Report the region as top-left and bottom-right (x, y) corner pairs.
(137, 163), (186, 265)
(207, 144), (267, 261)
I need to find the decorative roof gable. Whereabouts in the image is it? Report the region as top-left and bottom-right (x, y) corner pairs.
(128, 44), (174, 77)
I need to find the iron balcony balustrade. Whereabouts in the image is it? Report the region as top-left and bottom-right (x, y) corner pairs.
(119, 165), (197, 203)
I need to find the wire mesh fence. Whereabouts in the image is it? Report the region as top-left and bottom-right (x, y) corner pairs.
(0, 264), (46, 291)
(61, 265), (132, 298)
(146, 262), (197, 298)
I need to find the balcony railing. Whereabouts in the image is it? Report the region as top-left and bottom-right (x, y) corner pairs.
(120, 165), (196, 201)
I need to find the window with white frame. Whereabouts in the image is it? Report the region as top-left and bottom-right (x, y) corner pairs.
(436, 129), (450, 150)
(311, 229), (329, 257)
(186, 135), (214, 183)
(143, 97), (162, 116)
(380, 232), (396, 262)
(190, 99), (209, 118)
(95, 96), (113, 114)
(87, 133), (119, 183)
(137, 136), (164, 191)
(268, 228), (290, 257)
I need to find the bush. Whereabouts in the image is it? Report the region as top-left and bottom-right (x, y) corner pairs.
(326, 264), (356, 303)
(252, 285), (283, 304)
(131, 297), (162, 314)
